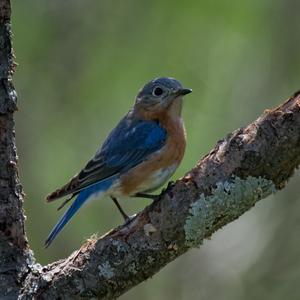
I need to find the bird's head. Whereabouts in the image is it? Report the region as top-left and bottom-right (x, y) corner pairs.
(134, 77), (192, 116)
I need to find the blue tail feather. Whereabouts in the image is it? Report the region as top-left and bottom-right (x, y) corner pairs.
(45, 177), (116, 247)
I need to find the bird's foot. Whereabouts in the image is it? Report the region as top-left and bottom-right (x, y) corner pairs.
(134, 193), (161, 201)
(166, 180), (175, 189)
(134, 181), (175, 201)
(123, 213), (137, 226)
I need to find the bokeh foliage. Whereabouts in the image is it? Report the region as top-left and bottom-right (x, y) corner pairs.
(13, 1), (300, 299)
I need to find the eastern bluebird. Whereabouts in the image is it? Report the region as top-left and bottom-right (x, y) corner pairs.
(45, 77), (192, 247)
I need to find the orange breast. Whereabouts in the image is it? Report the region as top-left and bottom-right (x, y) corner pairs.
(119, 114), (186, 195)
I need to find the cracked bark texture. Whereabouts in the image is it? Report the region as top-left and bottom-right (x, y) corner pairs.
(1, 1), (300, 299)
(0, 1), (35, 299)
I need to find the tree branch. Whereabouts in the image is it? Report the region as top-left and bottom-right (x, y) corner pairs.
(1, 1), (300, 298)
(19, 91), (300, 299)
(0, 1), (36, 299)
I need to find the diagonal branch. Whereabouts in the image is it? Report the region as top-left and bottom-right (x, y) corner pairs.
(20, 91), (300, 299)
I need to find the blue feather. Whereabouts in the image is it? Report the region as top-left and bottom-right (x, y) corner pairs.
(71, 118), (167, 191)
(44, 176), (116, 247)
(45, 119), (167, 246)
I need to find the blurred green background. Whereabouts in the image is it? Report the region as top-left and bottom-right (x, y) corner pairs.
(13, 0), (300, 299)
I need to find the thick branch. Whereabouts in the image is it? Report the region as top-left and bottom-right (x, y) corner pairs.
(19, 92), (300, 299)
(0, 1), (34, 299)
(0, 0), (25, 247)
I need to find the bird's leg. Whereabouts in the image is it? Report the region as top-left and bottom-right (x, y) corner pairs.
(110, 196), (129, 221)
(134, 181), (175, 201)
(134, 193), (160, 201)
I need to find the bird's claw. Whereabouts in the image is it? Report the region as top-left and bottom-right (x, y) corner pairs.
(123, 214), (137, 226)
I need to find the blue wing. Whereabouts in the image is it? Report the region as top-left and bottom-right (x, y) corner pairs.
(47, 113), (167, 201)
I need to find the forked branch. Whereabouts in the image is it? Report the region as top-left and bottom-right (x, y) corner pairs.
(1, 1), (300, 299)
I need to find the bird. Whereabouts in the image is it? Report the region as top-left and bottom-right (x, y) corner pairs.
(45, 77), (192, 247)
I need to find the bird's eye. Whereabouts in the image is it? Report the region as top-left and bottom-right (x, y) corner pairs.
(152, 87), (164, 97)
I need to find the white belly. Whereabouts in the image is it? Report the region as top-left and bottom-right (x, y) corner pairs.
(136, 163), (179, 193)
(108, 163), (179, 197)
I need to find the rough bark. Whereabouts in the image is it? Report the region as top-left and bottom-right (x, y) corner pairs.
(1, 0), (300, 299)
(0, 1), (35, 299)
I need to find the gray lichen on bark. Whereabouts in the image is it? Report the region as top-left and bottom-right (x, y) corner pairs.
(184, 176), (276, 248)
(99, 261), (119, 280)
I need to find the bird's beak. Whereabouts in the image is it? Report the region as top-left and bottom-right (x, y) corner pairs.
(175, 88), (192, 96)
